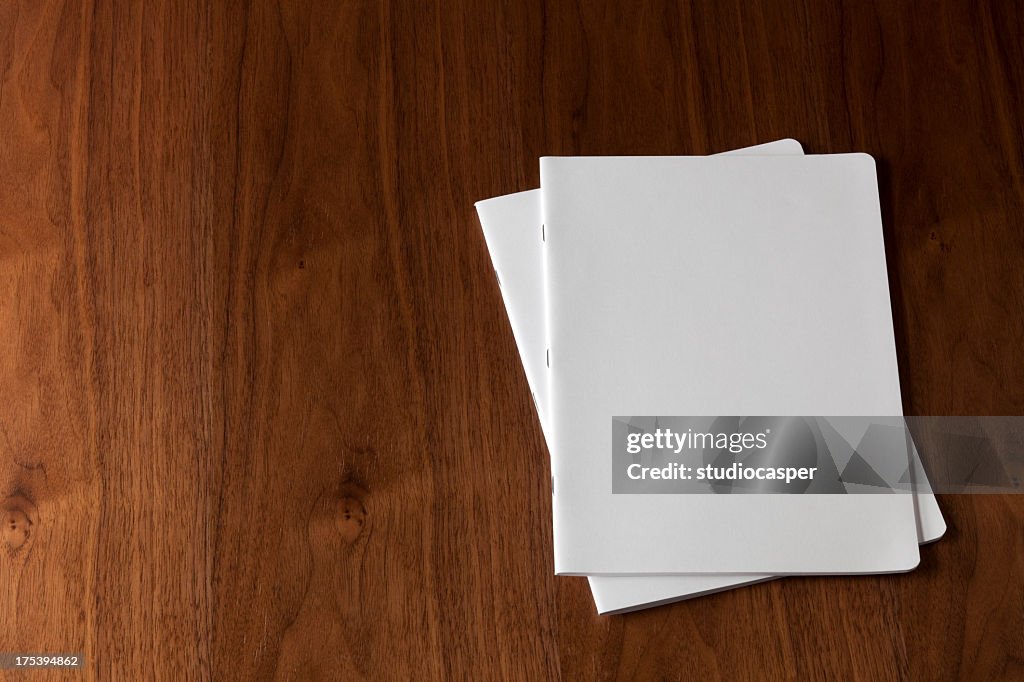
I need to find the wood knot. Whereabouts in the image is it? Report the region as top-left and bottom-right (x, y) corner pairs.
(336, 496), (366, 544)
(2, 496), (36, 553)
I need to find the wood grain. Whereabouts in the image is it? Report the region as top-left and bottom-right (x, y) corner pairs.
(1, 0), (1022, 679)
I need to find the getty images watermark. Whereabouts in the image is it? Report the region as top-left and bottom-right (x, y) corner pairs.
(612, 416), (1024, 494)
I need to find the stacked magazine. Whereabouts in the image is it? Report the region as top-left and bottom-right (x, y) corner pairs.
(475, 140), (945, 614)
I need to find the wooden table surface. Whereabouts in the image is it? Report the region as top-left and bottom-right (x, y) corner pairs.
(1, 1), (1022, 679)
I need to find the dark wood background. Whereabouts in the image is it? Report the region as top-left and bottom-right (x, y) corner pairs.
(1, 0), (1022, 679)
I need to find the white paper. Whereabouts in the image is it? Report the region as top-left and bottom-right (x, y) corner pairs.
(541, 153), (922, 575)
(476, 141), (943, 612)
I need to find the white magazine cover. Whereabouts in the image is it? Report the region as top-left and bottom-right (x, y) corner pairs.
(475, 141), (944, 611)
(475, 139), (946, 610)
(541, 153), (922, 575)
